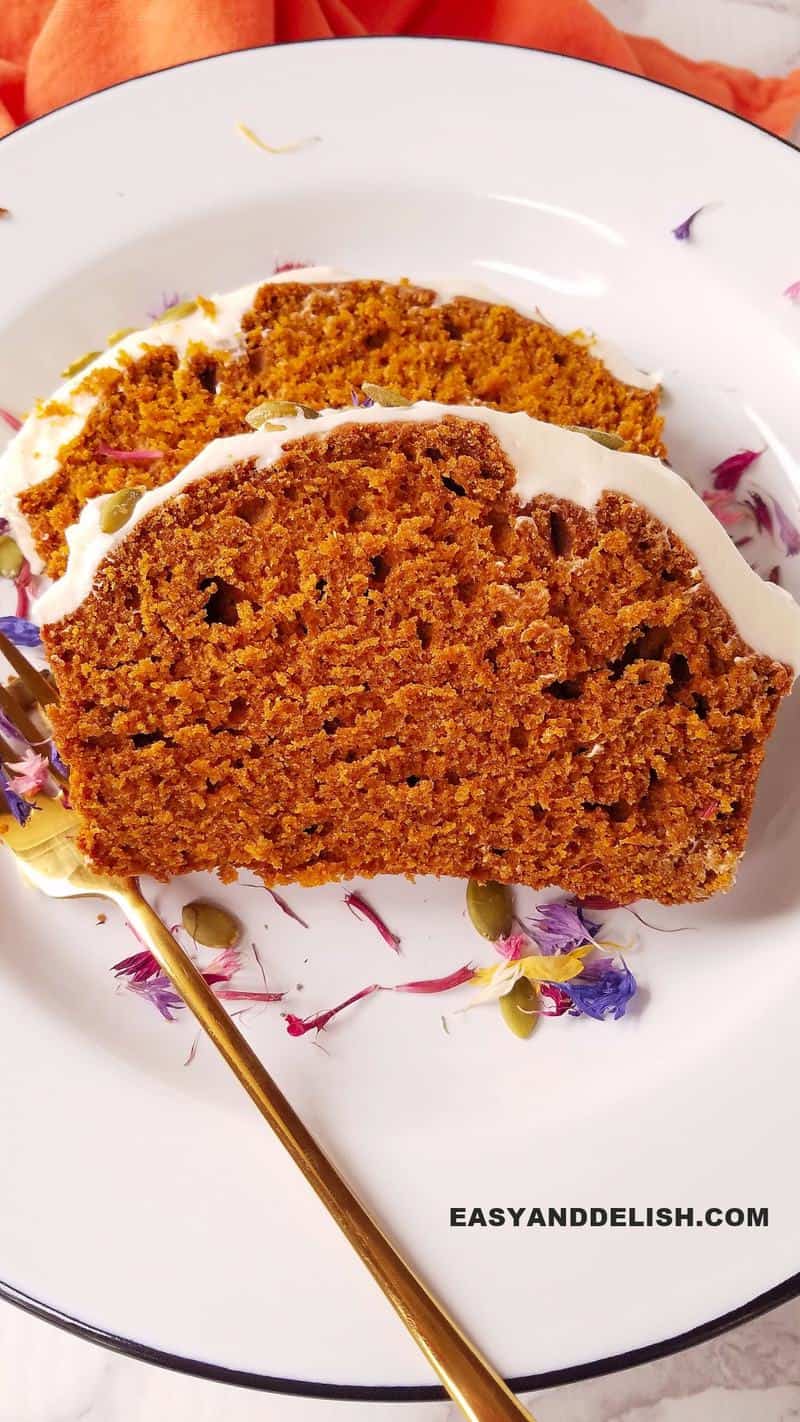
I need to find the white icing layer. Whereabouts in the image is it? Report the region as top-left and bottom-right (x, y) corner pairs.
(0, 266), (656, 569)
(36, 403), (800, 675)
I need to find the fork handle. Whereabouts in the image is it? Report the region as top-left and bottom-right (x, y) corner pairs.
(115, 880), (536, 1421)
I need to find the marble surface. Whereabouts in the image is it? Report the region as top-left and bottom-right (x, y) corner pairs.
(3, 2), (800, 1419)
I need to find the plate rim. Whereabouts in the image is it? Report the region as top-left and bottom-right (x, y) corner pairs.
(2, 32), (799, 1401)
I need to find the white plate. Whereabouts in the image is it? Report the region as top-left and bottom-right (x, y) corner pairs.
(2, 37), (800, 1401)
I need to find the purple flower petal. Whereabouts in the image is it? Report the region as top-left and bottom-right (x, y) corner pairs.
(0, 765), (37, 825)
(565, 956), (637, 1021)
(711, 449), (762, 492)
(672, 206), (706, 241)
(524, 900), (600, 955)
(771, 495), (800, 556)
(0, 616), (41, 647)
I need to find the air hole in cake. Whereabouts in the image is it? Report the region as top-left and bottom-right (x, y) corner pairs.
(445, 769), (460, 786)
(347, 505), (366, 526)
(196, 360), (218, 395)
(424, 446), (444, 463)
(693, 693), (709, 720)
(490, 847), (507, 857)
(488, 509), (513, 554)
(406, 775), (420, 787)
(322, 717), (340, 735)
(545, 678), (582, 701)
(549, 509), (572, 556)
(200, 577), (245, 627)
(131, 731), (164, 749)
(238, 497), (268, 527)
(441, 475), (466, 497)
(484, 646), (499, 673)
(606, 799), (633, 822)
(510, 725), (529, 750)
(229, 697), (247, 727)
(441, 315), (463, 340)
(247, 344), (266, 376)
(669, 652), (691, 686)
(364, 327), (389, 350)
(552, 352), (567, 366)
(416, 619), (433, 649)
(456, 578), (477, 605)
(492, 611), (506, 628)
(530, 804), (546, 822)
(370, 554), (391, 586)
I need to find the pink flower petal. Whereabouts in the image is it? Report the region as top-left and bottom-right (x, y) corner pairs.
(784, 280), (800, 302)
(702, 489), (749, 529)
(393, 964), (475, 994)
(0, 407), (22, 431)
(6, 748), (49, 797)
(344, 890), (401, 951)
(95, 444), (163, 463)
(771, 495), (800, 556)
(284, 984), (381, 1036)
(711, 449), (762, 492)
(266, 887), (309, 928)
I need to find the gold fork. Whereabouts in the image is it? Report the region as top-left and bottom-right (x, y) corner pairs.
(0, 633), (537, 1422)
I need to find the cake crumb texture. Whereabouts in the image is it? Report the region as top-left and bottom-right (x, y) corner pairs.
(43, 417), (788, 904)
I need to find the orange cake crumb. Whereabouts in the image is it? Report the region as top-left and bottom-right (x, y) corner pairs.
(18, 280), (664, 575)
(44, 416), (788, 904)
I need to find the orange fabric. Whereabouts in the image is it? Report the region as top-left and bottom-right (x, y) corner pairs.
(2, 0), (800, 140)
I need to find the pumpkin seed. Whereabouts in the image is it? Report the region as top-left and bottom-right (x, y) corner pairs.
(107, 326), (137, 346)
(0, 535), (24, 578)
(499, 977), (539, 1039)
(567, 425), (626, 451)
(361, 382), (411, 408)
(99, 487), (144, 535)
(156, 299), (198, 323)
(466, 879), (513, 941)
(181, 900), (241, 949)
(61, 350), (102, 379)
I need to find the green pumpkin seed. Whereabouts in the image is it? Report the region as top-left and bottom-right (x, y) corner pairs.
(361, 382), (411, 408)
(156, 299), (198, 323)
(0, 535), (24, 578)
(499, 976), (539, 1039)
(100, 487), (144, 535)
(567, 425), (626, 451)
(107, 326), (137, 346)
(61, 350), (102, 379)
(181, 900), (241, 949)
(466, 879), (513, 941)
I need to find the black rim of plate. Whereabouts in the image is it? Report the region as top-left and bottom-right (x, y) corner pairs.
(1, 34), (799, 1402)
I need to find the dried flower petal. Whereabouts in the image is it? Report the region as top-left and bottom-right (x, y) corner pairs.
(236, 121), (320, 155)
(146, 291), (181, 322)
(771, 495), (800, 556)
(265, 886), (309, 928)
(711, 449), (762, 491)
(565, 955), (637, 1021)
(0, 765), (37, 825)
(745, 491), (774, 536)
(672, 206), (706, 241)
(112, 948), (162, 983)
(524, 900), (600, 954)
(5, 748), (49, 797)
(14, 558), (32, 617)
(351, 388), (375, 408)
(128, 974), (184, 1021)
(702, 489), (750, 529)
(0, 407), (22, 431)
(344, 890), (401, 951)
(393, 964), (475, 993)
(538, 982), (572, 1016)
(49, 743), (69, 777)
(273, 260), (312, 274)
(783, 280), (800, 302)
(96, 444), (163, 464)
(494, 932), (528, 961)
(285, 984), (381, 1036)
(0, 616), (41, 647)
(215, 987), (285, 1003)
(698, 800), (718, 820)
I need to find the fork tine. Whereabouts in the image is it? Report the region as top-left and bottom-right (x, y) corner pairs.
(0, 632), (58, 707)
(0, 683), (49, 749)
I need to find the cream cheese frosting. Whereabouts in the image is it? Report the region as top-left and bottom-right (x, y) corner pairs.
(0, 266), (656, 568)
(35, 402), (800, 675)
